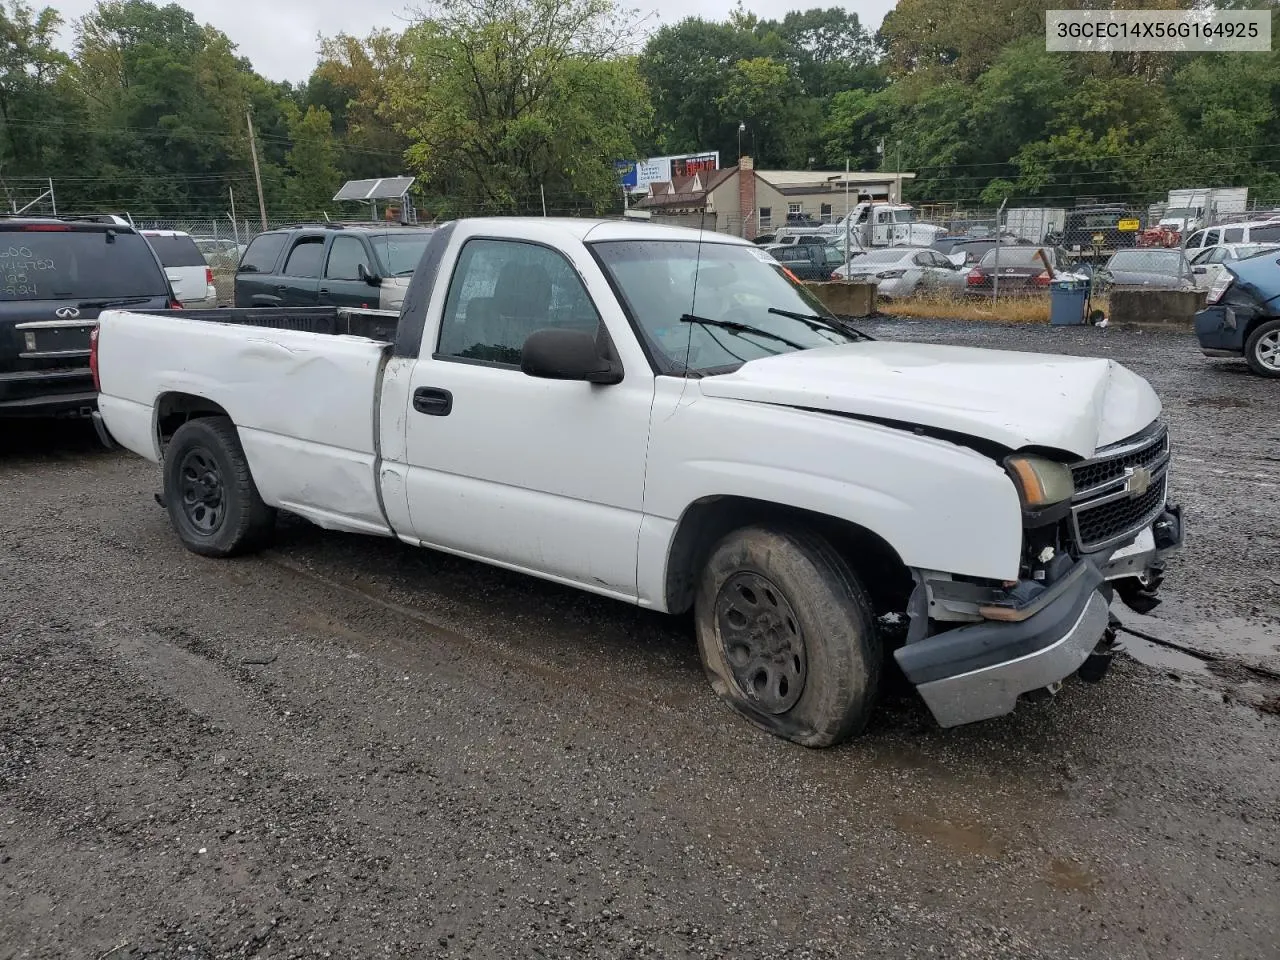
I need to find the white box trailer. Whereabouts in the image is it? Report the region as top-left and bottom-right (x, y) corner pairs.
(1004, 208), (1066, 244)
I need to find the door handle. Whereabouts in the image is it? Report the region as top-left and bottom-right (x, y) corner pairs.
(413, 387), (453, 416)
(319, 286), (330, 295)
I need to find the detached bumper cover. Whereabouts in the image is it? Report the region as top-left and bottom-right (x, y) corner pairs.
(895, 560), (1110, 728)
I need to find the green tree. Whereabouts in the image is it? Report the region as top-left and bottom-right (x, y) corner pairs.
(387, 0), (649, 214)
(309, 30), (411, 181)
(283, 103), (341, 216)
(0, 1), (83, 210)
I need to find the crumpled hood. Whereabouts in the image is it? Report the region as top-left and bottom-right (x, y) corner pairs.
(697, 341), (1162, 458)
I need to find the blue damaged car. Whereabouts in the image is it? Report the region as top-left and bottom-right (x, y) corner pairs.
(1194, 247), (1280, 377)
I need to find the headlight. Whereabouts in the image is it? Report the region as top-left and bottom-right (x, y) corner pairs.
(1005, 454), (1074, 509)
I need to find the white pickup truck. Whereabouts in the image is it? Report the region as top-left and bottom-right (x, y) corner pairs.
(91, 217), (1183, 748)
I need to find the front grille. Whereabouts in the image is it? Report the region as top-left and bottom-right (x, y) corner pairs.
(1071, 424), (1169, 494)
(1069, 421), (1171, 552)
(1074, 475), (1168, 549)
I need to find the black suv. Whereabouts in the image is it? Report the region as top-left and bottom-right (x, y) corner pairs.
(1, 216), (176, 418)
(234, 221), (436, 310)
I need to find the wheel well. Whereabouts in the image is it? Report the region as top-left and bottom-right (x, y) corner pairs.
(155, 392), (230, 452)
(664, 496), (914, 617)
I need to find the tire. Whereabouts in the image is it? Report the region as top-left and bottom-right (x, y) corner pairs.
(1244, 318), (1280, 378)
(693, 524), (882, 748)
(162, 416), (276, 557)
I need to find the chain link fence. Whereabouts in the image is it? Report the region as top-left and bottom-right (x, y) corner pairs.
(121, 198), (1280, 308)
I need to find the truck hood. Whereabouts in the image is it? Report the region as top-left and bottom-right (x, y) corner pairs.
(697, 341), (1161, 458)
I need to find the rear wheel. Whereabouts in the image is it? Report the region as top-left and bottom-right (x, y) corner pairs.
(694, 524), (881, 748)
(1244, 318), (1280, 378)
(163, 416), (275, 557)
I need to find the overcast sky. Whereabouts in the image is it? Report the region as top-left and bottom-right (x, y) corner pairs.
(51, 0), (897, 85)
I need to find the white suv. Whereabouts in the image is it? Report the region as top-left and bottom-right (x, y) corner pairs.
(140, 230), (218, 309)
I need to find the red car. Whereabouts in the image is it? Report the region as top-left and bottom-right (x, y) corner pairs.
(966, 246), (1062, 295)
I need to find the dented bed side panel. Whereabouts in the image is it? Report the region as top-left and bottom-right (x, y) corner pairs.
(95, 310), (394, 536)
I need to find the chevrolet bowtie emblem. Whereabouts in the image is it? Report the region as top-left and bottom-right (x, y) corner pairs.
(1124, 465), (1153, 498)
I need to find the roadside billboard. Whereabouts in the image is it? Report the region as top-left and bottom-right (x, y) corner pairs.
(616, 152), (720, 191)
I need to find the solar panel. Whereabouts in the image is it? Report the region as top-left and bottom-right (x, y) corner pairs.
(332, 177), (416, 202)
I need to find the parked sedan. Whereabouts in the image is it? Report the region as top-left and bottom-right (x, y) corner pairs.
(1188, 242), (1280, 292)
(832, 247), (968, 298)
(965, 246), (1062, 296)
(1195, 248), (1280, 377)
(1094, 248), (1197, 293)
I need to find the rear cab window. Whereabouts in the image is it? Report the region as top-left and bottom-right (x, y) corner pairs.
(238, 233), (288, 274)
(0, 225), (169, 301)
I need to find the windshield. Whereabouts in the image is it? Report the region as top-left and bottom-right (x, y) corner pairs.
(590, 239), (858, 374)
(0, 228), (168, 301)
(369, 231), (434, 276)
(978, 247), (1048, 267)
(1108, 250), (1182, 272)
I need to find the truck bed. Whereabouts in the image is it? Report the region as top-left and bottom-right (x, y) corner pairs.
(135, 306), (400, 343)
(95, 307), (396, 537)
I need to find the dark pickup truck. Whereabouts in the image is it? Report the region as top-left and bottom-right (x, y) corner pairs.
(1, 217), (176, 418)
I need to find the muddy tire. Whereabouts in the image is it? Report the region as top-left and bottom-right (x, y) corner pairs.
(162, 416), (276, 557)
(694, 524), (882, 748)
(1244, 318), (1280, 378)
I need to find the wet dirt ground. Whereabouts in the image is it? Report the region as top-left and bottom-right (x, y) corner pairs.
(1, 320), (1277, 960)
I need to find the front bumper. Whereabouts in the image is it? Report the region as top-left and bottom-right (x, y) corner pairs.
(896, 504), (1183, 729)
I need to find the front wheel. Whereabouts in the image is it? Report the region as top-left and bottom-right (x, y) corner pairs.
(1244, 318), (1280, 378)
(162, 416), (276, 557)
(694, 525), (882, 748)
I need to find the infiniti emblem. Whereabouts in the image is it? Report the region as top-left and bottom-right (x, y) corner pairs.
(55, 306), (80, 319)
(1124, 465), (1153, 499)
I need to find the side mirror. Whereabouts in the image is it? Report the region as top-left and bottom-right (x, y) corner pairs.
(358, 262), (381, 285)
(521, 328), (622, 385)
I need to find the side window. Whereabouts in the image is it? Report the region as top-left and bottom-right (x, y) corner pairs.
(1204, 229), (1222, 246)
(1209, 248), (1230, 264)
(238, 233), (287, 273)
(1249, 225), (1280, 243)
(1224, 227), (1244, 242)
(436, 239), (601, 366)
(913, 252), (931, 266)
(1185, 230), (1205, 249)
(325, 236), (370, 280)
(283, 236), (326, 277)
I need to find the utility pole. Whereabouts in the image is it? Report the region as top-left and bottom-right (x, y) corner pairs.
(245, 109), (268, 231)
(228, 186), (239, 244)
(844, 158), (851, 279)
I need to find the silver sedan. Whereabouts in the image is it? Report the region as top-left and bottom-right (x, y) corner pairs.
(831, 247), (969, 298)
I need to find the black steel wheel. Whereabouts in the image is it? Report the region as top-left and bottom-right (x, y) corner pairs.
(715, 571), (808, 714)
(162, 416), (276, 557)
(177, 446), (226, 535)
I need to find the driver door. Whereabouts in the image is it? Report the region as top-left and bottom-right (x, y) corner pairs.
(398, 234), (656, 599)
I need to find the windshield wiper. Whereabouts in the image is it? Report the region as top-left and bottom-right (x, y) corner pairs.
(767, 307), (874, 342)
(679, 313), (806, 352)
(78, 296), (155, 309)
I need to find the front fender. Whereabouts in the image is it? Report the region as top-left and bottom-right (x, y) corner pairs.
(640, 390), (1024, 602)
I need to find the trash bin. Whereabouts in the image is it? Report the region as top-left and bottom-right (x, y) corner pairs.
(1049, 277), (1089, 326)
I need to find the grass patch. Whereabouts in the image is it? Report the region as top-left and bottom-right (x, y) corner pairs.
(881, 292), (1109, 325)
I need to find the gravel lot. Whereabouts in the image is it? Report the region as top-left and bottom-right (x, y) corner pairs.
(2, 319), (1277, 960)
